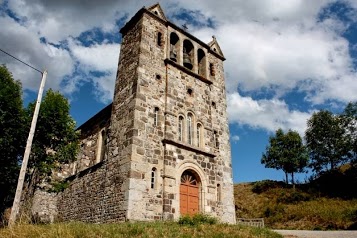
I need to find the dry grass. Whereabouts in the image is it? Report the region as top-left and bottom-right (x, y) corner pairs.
(0, 222), (282, 238)
(234, 182), (357, 230)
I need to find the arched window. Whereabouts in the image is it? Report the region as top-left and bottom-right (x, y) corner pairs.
(209, 63), (215, 76)
(217, 184), (221, 202)
(178, 116), (184, 141)
(157, 32), (162, 47)
(187, 113), (193, 145)
(197, 49), (206, 77)
(96, 129), (106, 163)
(170, 32), (179, 62)
(197, 123), (202, 147)
(151, 168), (157, 189)
(183, 40), (194, 70)
(154, 107), (159, 126)
(214, 130), (219, 148)
(100, 129), (107, 160)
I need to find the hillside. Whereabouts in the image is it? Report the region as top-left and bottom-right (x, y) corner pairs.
(234, 180), (357, 230)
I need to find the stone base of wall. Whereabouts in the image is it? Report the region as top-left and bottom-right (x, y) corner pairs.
(31, 189), (58, 223)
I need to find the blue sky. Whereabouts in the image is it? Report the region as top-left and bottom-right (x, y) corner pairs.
(1, 0), (356, 183)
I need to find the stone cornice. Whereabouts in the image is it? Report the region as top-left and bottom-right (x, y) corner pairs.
(164, 59), (213, 85)
(162, 138), (216, 158)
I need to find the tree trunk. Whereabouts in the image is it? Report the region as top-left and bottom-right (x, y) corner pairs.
(285, 172), (288, 185)
(291, 172), (295, 190)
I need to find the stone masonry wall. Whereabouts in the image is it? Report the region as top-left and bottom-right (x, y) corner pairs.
(32, 5), (236, 224)
(55, 16), (145, 223)
(125, 12), (167, 221)
(122, 9), (236, 223)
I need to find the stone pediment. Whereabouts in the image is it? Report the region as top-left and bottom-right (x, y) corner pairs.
(208, 36), (225, 58)
(147, 3), (167, 21)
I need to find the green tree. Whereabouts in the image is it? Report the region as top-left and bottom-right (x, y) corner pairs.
(305, 110), (350, 173)
(26, 89), (79, 192)
(0, 65), (27, 213)
(341, 102), (357, 163)
(262, 129), (308, 186)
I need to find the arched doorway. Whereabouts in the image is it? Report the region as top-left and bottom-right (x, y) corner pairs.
(180, 170), (200, 216)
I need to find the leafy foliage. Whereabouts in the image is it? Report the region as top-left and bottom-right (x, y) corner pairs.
(252, 180), (286, 194)
(235, 182), (357, 230)
(261, 129), (308, 185)
(178, 213), (218, 225)
(0, 65), (27, 214)
(308, 164), (357, 198)
(48, 181), (70, 193)
(341, 102), (357, 163)
(305, 110), (351, 173)
(27, 89), (79, 178)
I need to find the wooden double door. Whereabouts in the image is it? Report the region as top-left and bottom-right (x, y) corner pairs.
(180, 171), (199, 216)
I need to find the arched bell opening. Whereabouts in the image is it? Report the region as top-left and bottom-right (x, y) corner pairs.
(180, 170), (201, 216)
(183, 40), (194, 70)
(197, 49), (206, 78)
(170, 32), (180, 62)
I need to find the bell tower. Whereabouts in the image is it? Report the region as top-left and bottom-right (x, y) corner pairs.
(107, 3), (236, 223)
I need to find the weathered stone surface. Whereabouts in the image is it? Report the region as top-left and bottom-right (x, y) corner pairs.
(31, 3), (235, 225)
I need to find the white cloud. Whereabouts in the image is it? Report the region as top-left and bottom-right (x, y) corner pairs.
(194, 13), (356, 105)
(0, 15), (74, 92)
(231, 135), (240, 143)
(69, 40), (119, 73)
(68, 40), (120, 102)
(92, 74), (116, 103)
(227, 92), (311, 135)
(2, 0), (357, 130)
(7, 0), (158, 43)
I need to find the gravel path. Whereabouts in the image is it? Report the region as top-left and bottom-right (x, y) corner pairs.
(274, 230), (357, 238)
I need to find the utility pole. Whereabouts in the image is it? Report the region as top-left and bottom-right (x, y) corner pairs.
(8, 70), (47, 227)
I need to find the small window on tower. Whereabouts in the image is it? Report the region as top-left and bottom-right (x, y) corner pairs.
(197, 123), (202, 147)
(154, 107), (159, 126)
(209, 63), (215, 76)
(178, 116), (184, 141)
(217, 184), (221, 202)
(214, 130), (219, 148)
(156, 74), (161, 80)
(151, 167), (157, 189)
(187, 113), (193, 145)
(212, 101), (216, 108)
(157, 32), (162, 47)
(187, 88), (193, 96)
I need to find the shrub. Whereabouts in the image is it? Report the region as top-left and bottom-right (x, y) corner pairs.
(276, 191), (311, 204)
(178, 213), (218, 226)
(252, 180), (285, 194)
(48, 181), (69, 193)
(263, 205), (285, 218)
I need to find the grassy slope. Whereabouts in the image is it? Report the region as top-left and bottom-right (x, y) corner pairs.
(234, 182), (357, 230)
(0, 222), (282, 238)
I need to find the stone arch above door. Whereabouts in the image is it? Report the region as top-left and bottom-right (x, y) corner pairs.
(180, 170), (200, 216)
(176, 161), (208, 216)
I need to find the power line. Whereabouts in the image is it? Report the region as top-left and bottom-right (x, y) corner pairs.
(0, 48), (43, 74)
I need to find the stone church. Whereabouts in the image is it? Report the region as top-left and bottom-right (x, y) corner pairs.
(31, 4), (236, 224)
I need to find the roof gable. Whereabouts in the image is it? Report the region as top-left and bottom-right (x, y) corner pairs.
(147, 3), (167, 21)
(208, 36), (224, 58)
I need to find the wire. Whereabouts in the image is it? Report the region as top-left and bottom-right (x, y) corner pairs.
(0, 48), (43, 74)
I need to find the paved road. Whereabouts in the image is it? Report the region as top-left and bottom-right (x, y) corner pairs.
(274, 230), (357, 238)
